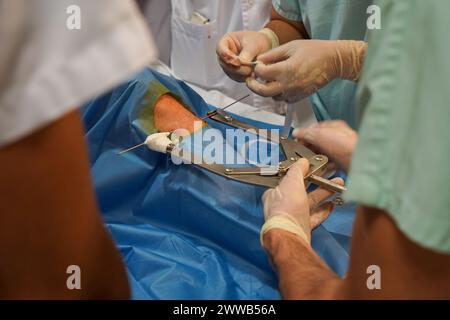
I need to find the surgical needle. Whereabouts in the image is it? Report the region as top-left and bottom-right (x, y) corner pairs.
(200, 94), (250, 120)
(117, 142), (146, 155)
(118, 94), (251, 155)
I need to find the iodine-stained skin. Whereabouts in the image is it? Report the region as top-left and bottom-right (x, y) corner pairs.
(137, 80), (207, 136)
(154, 94), (206, 133)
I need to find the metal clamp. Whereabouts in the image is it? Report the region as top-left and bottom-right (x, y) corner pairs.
(192, 110), (347, 194)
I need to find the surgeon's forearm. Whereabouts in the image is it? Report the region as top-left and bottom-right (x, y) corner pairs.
(266, 8), (309, 44)
(263, 229), (343, 299)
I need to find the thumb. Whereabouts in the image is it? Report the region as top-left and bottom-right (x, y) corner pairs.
(238, 45), (260, 65)
(257, 45), (289, 65)
(276, 158), (309, 198)
(285, 158), (310, 182)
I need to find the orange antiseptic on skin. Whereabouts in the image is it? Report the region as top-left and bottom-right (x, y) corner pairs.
(154, 94), (207, 134)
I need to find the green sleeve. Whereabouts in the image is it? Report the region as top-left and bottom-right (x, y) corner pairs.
(345, 0), (450, 253)
(272, 0), (303, 21)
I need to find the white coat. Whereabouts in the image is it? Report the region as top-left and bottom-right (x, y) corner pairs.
(142, 0), (316, 127)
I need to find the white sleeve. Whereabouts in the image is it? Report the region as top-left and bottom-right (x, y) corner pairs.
(0, 0), (157, 147)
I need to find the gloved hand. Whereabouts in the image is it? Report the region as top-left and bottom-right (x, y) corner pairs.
(261, 159), (344, 245)
(216, 30), (274, 82)
(246, 40), (367, 103)
(293, 120), (358, 172)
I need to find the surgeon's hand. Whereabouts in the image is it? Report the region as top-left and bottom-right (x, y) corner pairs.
(262, 159), (344, 244)
(247, 40), (367, 102)
(216, 31), (273, 82)
(293, 121), (358, 172)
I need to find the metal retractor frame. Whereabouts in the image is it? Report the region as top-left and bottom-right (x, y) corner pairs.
(187, 109), (346, 193)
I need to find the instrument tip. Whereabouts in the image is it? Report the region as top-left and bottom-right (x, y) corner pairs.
(117, 142), (146, 155)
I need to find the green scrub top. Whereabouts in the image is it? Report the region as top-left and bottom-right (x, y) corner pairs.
(345, 0), (450, 253)
(272, 0), (373, 128)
